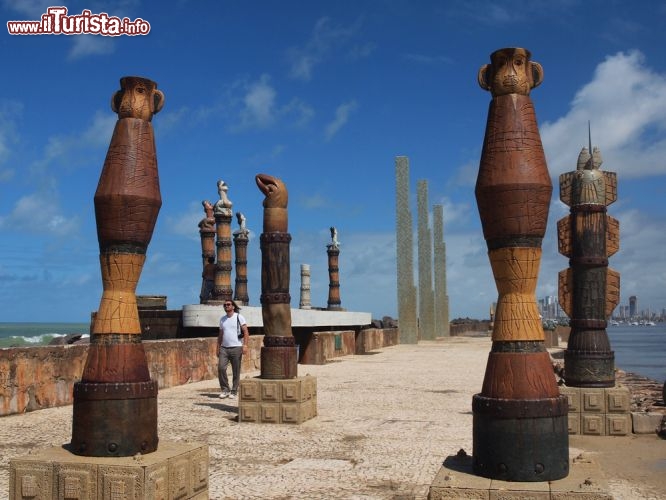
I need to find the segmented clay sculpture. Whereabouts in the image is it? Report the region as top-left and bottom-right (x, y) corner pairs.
(256, 173), (297, 379)
(558, 146), (619, 387)
(71, 76), (164, 456)
(233, 211), (250, 305)
(473, 48), (569, 481)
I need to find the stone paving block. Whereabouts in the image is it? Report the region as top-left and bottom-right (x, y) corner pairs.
(281, 379), (305, 402)
(582, 390), (606, 413)
(55, 462), (97, 499)
(9, 441), (208, 500)
(239, 378), (260, 401)
(581, 414), (605, 435)
(10, 461), (53, 500)
(261, 381), (281, 402)
(239, 376), (318, 425)
(568, 413), (580, 435)
(560, 387), (581, 413)
(489, 488), (549, 499)
(605, 386), (630, 413)
(550, 452), (611, 500)
(239, 402), (259, 422)
(260, 402), (280, 423)
(631, 412), (663, 434)
(428, 454), (490, 499)
(605, 414), (630, 436)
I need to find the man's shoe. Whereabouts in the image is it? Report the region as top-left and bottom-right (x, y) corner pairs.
(229, 392), (237, 400)
(219, 391), (230, 399)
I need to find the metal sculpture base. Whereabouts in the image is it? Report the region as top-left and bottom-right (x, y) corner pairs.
(260, 336), (298, 379)
(564, 351), (615, 388)
(71, 380), (158, 457)
(472, 395), (569, 481)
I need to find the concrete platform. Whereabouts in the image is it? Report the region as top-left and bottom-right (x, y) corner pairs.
(429, 450), (611, 499)
(10, 441), (208, 500)
(182, 304), (371, 328)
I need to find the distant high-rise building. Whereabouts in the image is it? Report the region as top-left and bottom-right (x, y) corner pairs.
(629, 295), (637, 318)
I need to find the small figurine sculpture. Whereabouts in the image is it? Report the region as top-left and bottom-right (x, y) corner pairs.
(329, 226), (340, 248)
(214, 179), (233, 217)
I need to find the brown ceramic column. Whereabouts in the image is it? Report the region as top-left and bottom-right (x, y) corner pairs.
(233, 211), (250, 306)
(326, 227), (342, 311)
(256, 173), (297, 379)
(211, 180), (233, 304)
(199, 200), (216, 303)
(472, 48), (568, 481)
(71, 76), (163, 457)
(558, 146), (619, 387)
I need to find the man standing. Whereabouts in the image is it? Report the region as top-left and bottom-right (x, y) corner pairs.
(217, 300), (249, 399)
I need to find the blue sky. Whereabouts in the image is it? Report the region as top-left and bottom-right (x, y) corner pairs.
(1, 0), (665, 323)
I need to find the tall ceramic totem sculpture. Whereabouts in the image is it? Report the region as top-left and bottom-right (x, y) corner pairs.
(211, 180), (234, 304)
(326, 226), (342, 311)
(199, 200), (216, 303)
(558, 146), (619, 387)
(233, 211), (250, 305)
(473, 48), (569, 481)
(256, 173), (297, 379)
(72, 76), (163, 457)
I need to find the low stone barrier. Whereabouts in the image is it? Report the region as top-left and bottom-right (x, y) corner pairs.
(0, 328), (400, 416)
(0, 336), (263, 417)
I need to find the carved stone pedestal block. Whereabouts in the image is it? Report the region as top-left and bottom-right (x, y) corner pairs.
(560, 385), (631, 436)
(238, 375), (317, 424)
(9, 441), (208, 500)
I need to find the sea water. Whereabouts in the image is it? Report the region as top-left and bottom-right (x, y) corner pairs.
(606, 323), (666, 383)
(0, 322), (89, 348)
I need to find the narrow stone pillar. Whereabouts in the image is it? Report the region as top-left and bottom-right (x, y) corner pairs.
(395, 157), (418, 343)
(433, 205), (450, 337)
(233, 211), (250, 306)
(417, 180), (435, 340)
(72, 76), (164, 457)
(473, 47), (568, 481)
(558, 146), (619, 387)
(326, 227), (342, 311)
(299, 264), (312, 309)
(256, 173), (297, 379)
(211, 180), (233, 304)
(198, 200), (216, 304)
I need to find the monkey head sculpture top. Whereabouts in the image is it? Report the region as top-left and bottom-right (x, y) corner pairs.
(256, 173), (288, 232)
(478, 47), (543, 97)
(111, 76), (164, 121)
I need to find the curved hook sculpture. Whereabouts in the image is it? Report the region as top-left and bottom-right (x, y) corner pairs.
(473, 48), (569, 481)
(256, 173), (297, 379)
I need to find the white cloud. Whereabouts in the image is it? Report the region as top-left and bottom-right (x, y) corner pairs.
(68, 35), (115, 60)
(0, 193), (79, 236)
(287, 17), (362, 81)
(324, 100), (357, 141)
(2, 0), (52, 17)
(236, 74), (276, 129)
(541, 50), (666, 179)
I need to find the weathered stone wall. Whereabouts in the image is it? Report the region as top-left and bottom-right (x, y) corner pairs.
(0, 336), (264, 417)
(356, 328), (399, 354)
